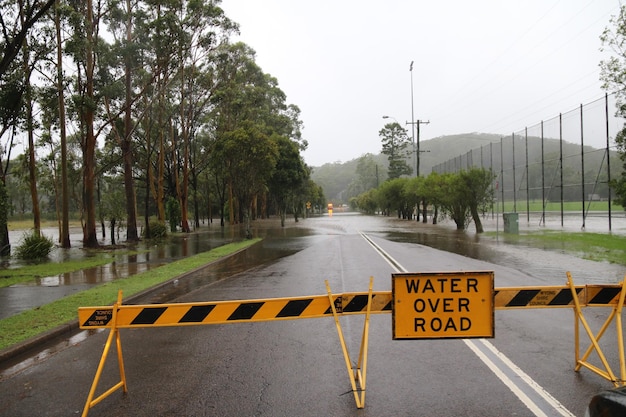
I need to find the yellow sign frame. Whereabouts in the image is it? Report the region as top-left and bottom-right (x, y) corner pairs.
(392, 271), (494, 339)
(77, 273), (626, 416)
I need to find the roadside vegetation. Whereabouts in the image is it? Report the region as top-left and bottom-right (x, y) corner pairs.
(0, 239), (259, 351)
(0, 254), (121, 288)
(494, 231), (626, 266)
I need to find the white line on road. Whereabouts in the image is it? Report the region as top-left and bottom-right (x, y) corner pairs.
(360, 232), (576, 417)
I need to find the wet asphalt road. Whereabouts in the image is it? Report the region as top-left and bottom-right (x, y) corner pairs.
(1, 213), (625, 416)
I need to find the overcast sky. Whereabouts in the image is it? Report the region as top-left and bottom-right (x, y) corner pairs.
(221, 0), (621, 167)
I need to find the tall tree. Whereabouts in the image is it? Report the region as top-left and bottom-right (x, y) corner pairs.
(268, 135), (307, 226)
(379, 122), (412, 179)
(0, 0), (56, 79)
(55, 0), (70, 247)
(172, 0), (235, 232)
(223, 121), (277, 237)
(600, 5), (626, 209)
(459, 168), (495, 233)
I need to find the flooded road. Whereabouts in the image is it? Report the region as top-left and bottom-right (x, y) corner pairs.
(1, 212), (625, 320)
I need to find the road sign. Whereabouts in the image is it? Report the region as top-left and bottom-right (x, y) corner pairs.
(392, 271), (494, 339)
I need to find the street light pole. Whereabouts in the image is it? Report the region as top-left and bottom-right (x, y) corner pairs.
(407, 61), (429, 177)
(410, 61), (416, 177)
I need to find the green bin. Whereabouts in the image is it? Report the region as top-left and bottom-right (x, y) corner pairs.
(502, 213), (519, 234)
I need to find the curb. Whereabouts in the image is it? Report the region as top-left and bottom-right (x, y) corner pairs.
(0, 242), (256, 367)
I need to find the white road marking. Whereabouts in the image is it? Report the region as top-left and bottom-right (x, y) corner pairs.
(360, 232), (576, 417)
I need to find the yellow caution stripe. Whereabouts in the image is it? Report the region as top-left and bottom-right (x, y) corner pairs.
(494, 286), (584, 309)
(494, 285), (624, 309)
(78, 292), (394, 329)
(78, 284), (623, 329)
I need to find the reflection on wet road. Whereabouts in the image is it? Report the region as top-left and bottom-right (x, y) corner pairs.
(1, 213), (625, 320)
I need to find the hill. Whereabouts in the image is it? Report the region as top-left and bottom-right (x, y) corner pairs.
(310, 132), (620, 204)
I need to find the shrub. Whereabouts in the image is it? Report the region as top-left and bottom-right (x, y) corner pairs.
(143, 220), (167, 239)
(166, 197), (181, 232)
(14, 231), (55, 260)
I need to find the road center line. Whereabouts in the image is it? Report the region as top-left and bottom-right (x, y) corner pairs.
(360, 232), (576, 417)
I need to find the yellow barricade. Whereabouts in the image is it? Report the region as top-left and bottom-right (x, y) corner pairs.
(78, 273), (626, 416)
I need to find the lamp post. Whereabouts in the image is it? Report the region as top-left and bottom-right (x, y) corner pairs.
(406, 61), (429, 177)
(410, 61), (416, 177)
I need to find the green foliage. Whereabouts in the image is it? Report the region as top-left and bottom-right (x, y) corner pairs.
(14, 231), (54, 260)
(144, 220), (167, 239)
(0, 238), (261, 351)
(0, 181), (8, 256)
(166, 198), (181, 232)
(610, 127), (626, 209)
(380, 122), (412, 179)
(354, 168), (495, 231)
(600, 7), (626, 210)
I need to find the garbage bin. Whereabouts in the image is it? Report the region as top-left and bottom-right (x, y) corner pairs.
(502, 213), (519, 234)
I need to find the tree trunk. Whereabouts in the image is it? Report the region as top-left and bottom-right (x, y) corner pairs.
(56, 0), (70, 248)
(122, 0), (138, 242)
(22, 35), (40, 236)
(110, 219), (116, 245)
(470, 206), (484, 233)
(178, 57), (190, 233)
(0, 182), (10, 256)
(82, 0), (99, 248)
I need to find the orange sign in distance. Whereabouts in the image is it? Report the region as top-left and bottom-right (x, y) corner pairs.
(392, 271), (494, 339)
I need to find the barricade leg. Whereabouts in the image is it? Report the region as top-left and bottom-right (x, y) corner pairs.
(325, 278), (373, 409)
(82, 291), (128, 417)
(568, 273), (621, 386)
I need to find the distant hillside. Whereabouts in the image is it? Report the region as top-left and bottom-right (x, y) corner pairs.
(310, 132), (620, 204)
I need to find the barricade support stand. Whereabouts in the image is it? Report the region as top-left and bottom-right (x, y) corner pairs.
(81, 290), (128, 417)
(569, 273), (626, 387)
(325, 277), (373, 409)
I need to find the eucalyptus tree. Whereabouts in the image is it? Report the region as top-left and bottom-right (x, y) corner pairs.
(434, 172), (471, 230)
(0, 0), (58, 254)
(422, 172), (443, 224)
(0, 0), (56, 80)
(221, 121), (278, 237)
(600, 5), (626, 209)
(170, 0), (236, 232)
(103, 0), (153, 242)
(268, 135), (307, 226)
(377, 177), (410, 219)
(379, 122), (412, 179)
(208, 42), (261, 225)
(63, 0), (117, 247)
(54, 0), (71, 247)
(458, 168), (495, 233)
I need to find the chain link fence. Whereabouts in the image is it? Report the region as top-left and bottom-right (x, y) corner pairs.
(433, 94), (625, 232)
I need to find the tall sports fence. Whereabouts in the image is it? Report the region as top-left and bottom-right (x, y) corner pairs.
(432, 93), (626, 232)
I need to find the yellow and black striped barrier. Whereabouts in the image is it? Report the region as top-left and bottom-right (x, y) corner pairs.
(78, 292), (393, 329)
(78, 273), (626, 416)
(78, 284), (623, 329)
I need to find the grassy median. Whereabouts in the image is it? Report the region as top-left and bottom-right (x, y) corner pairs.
(0, 238), (260, 351)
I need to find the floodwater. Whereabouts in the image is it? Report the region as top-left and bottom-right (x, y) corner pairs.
(0, 212), (625, 320)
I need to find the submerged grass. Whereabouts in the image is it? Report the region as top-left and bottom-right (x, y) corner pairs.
(0, 239), (260, 351)
(0, 255), (119, 288)
(486, 230), (626, 265)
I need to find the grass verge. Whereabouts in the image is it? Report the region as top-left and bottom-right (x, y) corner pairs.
(486, 230), (626, 265)
(0, 238), (260, 351)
